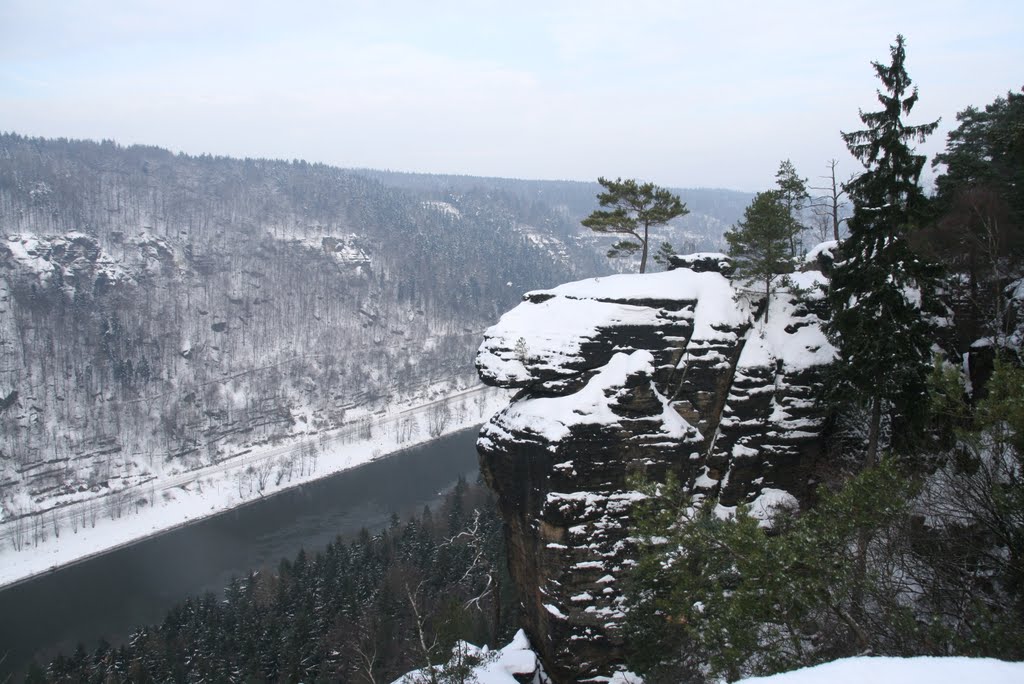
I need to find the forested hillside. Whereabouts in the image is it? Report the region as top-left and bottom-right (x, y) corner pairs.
(0, 134), (592, 523)
(0, 134), (747, 531)
(358, 169), (753, 260)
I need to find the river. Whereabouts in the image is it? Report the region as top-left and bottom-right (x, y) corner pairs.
(0, 428), (481, 679)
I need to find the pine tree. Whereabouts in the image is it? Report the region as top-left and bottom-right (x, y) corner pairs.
(826, 34), (940, 466)
(932, 88), (1024, 220)
(725, 191), (795, 322)
(775, 159), (810, 254)
(925, 90), (1024, 347)
(582, 177), (688, 273)
(651, 241), (679, 270)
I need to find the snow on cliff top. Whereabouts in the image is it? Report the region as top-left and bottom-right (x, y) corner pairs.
(477, 295), (676, 385)
(486, 350), (695, 443)
(737, 656), (1024, 684)
(478, 268), (748, 385)
(532, 268), (747, 339)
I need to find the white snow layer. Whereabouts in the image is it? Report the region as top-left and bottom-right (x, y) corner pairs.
(391, 629), (540, 684)
(477, 296), (672, 384)
(478, 266), (835, 388)
(737, 656), (1024, 684)
(738, 271), (835, 371)
(486, 350), (695, 443)
(538, 268), (748, 341)
(803, 240), (838, 264)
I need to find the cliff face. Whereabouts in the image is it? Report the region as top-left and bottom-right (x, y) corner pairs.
(476, 255), (836, 682)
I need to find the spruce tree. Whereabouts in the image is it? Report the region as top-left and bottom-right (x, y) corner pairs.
(775, 159), (810, 254)
(826, 34), (940, 466)
(582, 177), (688, 273)
(725, 190), (795, 322)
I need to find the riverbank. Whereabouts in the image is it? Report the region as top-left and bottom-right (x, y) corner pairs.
(0, 385), (506, 590)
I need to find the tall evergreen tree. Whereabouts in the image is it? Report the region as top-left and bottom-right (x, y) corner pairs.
(582, 177), (688, 273)
(775, 159), (810, 254)
(725, 191), (796, 322)
(826, 34), (940, 466)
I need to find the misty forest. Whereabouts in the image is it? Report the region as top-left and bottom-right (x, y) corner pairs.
(1, 34), (1022, 684)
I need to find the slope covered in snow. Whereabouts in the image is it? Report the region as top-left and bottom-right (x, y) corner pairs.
(737, 656), (1024, 684)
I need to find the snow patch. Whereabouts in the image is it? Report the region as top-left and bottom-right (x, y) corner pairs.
(485, 350), (695, 443)
(737, 656), (1024, 684)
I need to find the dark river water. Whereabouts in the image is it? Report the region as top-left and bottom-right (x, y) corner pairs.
(0, 428), (481, 679)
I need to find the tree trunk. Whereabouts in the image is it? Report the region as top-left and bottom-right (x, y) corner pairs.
(639, 223), (649, 273)
(865, 395), (882, 468)
(492, 569), (502, 644)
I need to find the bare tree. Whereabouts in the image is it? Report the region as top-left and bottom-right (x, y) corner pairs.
(427, 403), (452, 438)
(255, 459), (274, 494)
(405, 582), (440, 684)
(810, 159), (852, 242)
(396, 415), (419, 444)
(353, 640), (379, 684)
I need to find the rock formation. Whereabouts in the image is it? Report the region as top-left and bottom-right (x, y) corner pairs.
(476, 254), (836, 682)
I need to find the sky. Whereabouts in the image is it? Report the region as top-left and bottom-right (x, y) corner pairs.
(1, 1), (1021, 192)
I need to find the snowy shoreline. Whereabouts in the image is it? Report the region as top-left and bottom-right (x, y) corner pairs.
(0, 385), (507, 591)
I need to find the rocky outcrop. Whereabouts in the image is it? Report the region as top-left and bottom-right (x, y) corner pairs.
(476, 255), (835, 682)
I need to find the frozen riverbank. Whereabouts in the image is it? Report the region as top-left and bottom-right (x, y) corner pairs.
(0, 385), (506, 590)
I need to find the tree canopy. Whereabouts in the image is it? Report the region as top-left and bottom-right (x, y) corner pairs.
(826, 34), (940, 465)
(582, 177), (688, 273)
(725, 190), (795, 321)
(921, 89), (1024, 348)
(774, 159), (810, 254)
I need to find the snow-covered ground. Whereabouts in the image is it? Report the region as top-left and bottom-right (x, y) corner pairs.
(391, 630), (543, 684)
(390, 633), (1024, 684)
(737, 656), (1024, 684)
(0, 385), (507, 590)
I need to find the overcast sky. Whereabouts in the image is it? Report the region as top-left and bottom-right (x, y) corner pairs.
(1, 1), (1020, 192)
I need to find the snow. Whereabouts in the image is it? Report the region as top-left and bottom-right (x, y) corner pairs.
(736, 656), (1024, 684)
(737, 273), (835, 371)
(391, 630), (541, 684)
(2, 232), (131, 286)
(536, 268), (747, 341)
(543, 603), (567, 619)
(0, 385), (509, 590)
(748, 488), (799, 526)
(803, 240), (838, 264)
(1008, 277), (1024, 302)
(393, 643), (1024, 684)
(485, 350), (695, 443)
(421, 200), (462, 218)
(477, 268), (752, 386)
(477, 297), (676, 385)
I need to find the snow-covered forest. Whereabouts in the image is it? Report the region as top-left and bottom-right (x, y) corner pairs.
(0, 133), (748, 559)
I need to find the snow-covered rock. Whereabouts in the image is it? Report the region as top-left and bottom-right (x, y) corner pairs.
(476, 255), (836, 681)
(391, 629), (544, 684)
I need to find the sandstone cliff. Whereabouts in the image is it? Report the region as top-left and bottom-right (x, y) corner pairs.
(476, 253), (836, 682)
